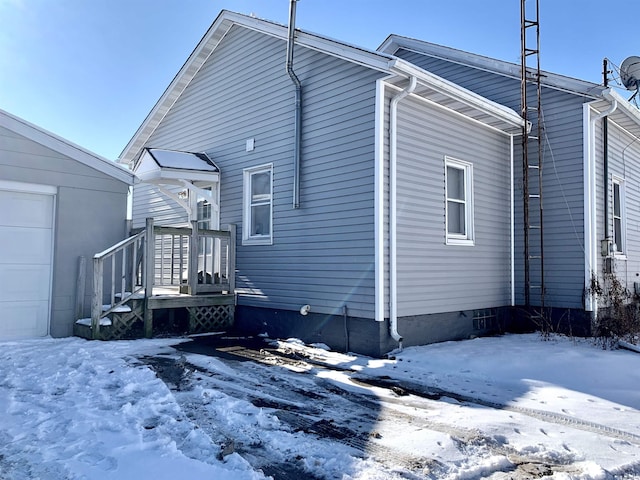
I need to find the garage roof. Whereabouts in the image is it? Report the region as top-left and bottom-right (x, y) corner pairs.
(0, 108), (135, 185)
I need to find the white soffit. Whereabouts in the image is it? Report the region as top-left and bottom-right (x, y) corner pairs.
(388, 61), (525, 135)
(590, 89), (640, 138)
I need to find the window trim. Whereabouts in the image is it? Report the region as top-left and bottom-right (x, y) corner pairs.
(445, 156), (475, 246)
(192, 184), (214, 231)
(242, 163), (273, 246)
(612, 176), (626, 256)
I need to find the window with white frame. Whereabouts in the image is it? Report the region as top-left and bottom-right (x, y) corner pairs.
(243, 164), (273, 245)
(445, 157), (474, 245)
(613, 177), (625, 254)
(196, 186), (213, 230)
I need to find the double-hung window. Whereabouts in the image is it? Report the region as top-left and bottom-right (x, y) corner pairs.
(445, 157), (474, 245)
(612, 177), (625, 254)
(243, 164), (273, 245)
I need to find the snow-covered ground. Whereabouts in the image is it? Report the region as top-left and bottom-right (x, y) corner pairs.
(0, 333), (639, 479)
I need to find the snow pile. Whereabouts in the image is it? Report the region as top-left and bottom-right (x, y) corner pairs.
(0, 338), (263, 480)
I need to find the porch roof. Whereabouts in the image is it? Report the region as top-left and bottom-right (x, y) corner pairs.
(134, 148), (220, 184)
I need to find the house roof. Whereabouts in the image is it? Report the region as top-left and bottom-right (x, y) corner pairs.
(0, 108), (135, 185)
(378, 35), (606, 99)
(379, 35), (640, 136)
(119, 10), (525, 166)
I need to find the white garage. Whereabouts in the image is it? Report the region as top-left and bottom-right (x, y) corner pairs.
(0, 108), (135, 339)
(0, 182), (55, 339)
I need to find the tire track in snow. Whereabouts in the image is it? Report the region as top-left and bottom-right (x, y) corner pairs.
(200, 339), (640, 478)
(166, 340), (612, 478)
(254, 340), (640, 446)
(349, 374), (640, 446)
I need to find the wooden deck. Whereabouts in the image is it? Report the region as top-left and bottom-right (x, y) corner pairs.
(74, 289), (235, 341)
(74, 219), (236, 341)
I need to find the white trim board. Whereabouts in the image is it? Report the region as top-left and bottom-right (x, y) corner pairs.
(0, 180), (57, 195)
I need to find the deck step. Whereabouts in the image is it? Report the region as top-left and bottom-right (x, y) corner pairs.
(115, 291), (145, 300)
(102, 304), (132, 313)
(75, 317), (113, 327)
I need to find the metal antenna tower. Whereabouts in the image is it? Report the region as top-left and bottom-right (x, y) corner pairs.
(520, 0), (545, 313)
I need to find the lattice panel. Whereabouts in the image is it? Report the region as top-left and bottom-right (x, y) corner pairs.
(188, 305), (234, 333)
(101, 302), (144, 340)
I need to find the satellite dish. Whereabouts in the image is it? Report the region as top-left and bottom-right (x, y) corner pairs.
(620, 56), (640, 90)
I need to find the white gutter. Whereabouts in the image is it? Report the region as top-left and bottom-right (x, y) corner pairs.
(585, 90), (618, 315)
(389, 76), (417, 349)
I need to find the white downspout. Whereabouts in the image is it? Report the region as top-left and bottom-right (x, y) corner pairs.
(510, 134), (515, 306)
(586, 92), (617, 316)
(389, 76), (417, 349)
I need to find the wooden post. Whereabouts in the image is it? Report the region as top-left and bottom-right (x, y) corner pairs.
(75, 256), (87, 321)
(91, 257), (103, 340)
(189, 220), (199, 295)
(227, 224), (236, 294)
(144, 217), (155, 338)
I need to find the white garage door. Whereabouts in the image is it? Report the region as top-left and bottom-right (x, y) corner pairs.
(0, 187), (54, 339)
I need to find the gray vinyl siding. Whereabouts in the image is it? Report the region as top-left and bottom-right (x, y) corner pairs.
(601, 120), (640, 289)
(530, 93), (586, 308)
(390, 88), (513, 315)
(0, 125), (130, 337)
(134, 25), (383, 318)
(395, 49), (588, 309)
(132, 183), (187, 228)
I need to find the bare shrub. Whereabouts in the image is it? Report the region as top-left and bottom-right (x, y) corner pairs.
(591, 272), (640, 349)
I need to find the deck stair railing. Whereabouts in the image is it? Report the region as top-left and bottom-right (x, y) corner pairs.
(90, 230), (146, 337)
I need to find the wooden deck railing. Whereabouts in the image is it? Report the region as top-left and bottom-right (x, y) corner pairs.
(84, 218), (236, 339)
(90, 230), (146, 337)
(150, 224), (235, 294)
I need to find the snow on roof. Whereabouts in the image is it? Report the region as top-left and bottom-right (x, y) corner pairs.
(147, 148), (219, 172)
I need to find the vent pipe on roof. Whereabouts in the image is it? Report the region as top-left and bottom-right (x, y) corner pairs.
(286, 0), (302, 209)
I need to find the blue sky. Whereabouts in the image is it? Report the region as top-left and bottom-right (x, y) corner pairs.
(0, 0), (636, 160)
